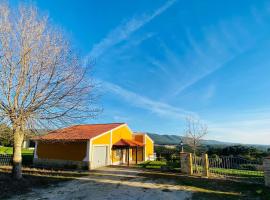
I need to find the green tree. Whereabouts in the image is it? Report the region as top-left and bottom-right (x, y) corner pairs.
(0, 124), (13, 146)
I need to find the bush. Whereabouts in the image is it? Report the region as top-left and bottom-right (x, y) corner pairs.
(167, 160), (180, 169)
(138, 161), (166, 169)
(22, 154), (34, 166)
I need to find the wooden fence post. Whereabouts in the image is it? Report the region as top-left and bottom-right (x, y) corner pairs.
(264, 157), (270, 187)
(202, 154), (209, 177)
(180, 152), (193, 175)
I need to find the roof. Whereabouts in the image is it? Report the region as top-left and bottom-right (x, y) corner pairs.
(113, 139), (144, 147)
(34, 123), (125, 141)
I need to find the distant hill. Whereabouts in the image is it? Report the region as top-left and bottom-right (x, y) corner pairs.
(147, 133), (270, 151)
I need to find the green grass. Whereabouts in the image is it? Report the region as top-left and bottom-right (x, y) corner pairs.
(0, 146), (34, 165)
(0, 146), (34, 155)
(210, 167), (264, 178)
(138, 161), (167, 169)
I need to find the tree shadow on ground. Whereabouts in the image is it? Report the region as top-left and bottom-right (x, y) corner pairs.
(0, 171), (72, 199)
(138, 170), (270, 200)
(1, 166), (269, 200)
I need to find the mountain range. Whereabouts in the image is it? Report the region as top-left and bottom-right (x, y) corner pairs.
(147, 133), (270, 151)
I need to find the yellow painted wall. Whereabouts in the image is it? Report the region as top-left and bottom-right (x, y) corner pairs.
(111, 125), (133, 163)
(91, 124), (132, 145)
(92, 132), (110, 145)
(112, 125), (133, 144)
(145, 135), (154, 159)
(37, 141), (87, 161)
(90, 125), (154, 163)
(132, 147), (143, 161)
(92, 125), (133, 163)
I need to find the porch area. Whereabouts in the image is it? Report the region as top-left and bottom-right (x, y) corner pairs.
(112, 139), (144, 166)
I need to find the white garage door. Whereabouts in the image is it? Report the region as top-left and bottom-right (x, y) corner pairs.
(92, 146), (108, 169)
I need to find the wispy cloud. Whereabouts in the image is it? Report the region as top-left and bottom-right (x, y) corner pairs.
(102, 80), (197, 119)
(202, 84), (216, 101)
(87, 0), (177, 59)
(149, 18), (259, 100)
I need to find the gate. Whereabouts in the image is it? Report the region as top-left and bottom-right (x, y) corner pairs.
(192, 155), (203, 175)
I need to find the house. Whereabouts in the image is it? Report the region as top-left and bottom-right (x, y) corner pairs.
(33, 123), (154, 169)
(22, 139), (35, 149)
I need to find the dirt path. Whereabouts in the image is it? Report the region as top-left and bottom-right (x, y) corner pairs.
(8, 167), (192, 200)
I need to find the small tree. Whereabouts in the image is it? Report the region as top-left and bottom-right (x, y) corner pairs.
(0, 3), (98, 179)
(184, 117), (208, 155)
(0, 124), (13, 146)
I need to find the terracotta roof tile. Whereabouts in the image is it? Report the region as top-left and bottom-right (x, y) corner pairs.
(34, 123), (125, 141)
(113, 139), (144, 147)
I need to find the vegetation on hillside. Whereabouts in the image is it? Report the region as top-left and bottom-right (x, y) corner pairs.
(207, 145), (269, 162)
(148, 133), (270, 151)
(155, 144), (270, 162)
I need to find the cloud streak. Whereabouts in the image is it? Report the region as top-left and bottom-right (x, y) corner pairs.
(102, 80), (197, 120)
(87, 0), (177, 59)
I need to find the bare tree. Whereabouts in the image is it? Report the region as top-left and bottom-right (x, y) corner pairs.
(184, 117), (208, 155)
(0, 3), (98, 179)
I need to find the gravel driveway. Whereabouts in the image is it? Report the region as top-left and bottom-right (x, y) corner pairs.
(9, 166), (192, 200)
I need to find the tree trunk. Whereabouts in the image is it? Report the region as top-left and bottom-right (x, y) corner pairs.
(12, 128), (24, 179)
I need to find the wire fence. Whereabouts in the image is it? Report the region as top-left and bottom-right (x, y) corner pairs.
(191, 154), (264, 183)
(0, 154), (12, 166)
(209, 156), (264, 179)
(0, 154), (34, 166)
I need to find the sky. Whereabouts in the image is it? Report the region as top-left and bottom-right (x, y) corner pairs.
(10, 0), (270, 144)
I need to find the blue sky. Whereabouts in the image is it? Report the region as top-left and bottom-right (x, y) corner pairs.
(11, 0), (270, 144)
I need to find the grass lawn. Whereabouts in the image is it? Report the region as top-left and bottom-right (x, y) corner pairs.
(0, 146), (34, 155)
(0, 146), (34, 166)
(210, 167), (264, 178)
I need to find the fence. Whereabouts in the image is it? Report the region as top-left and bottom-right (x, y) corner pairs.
(0, 154), (12, 166)
(209, 156), (264, 179)
(181, 153), (264, 184)
(0, 154), (34, 166)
